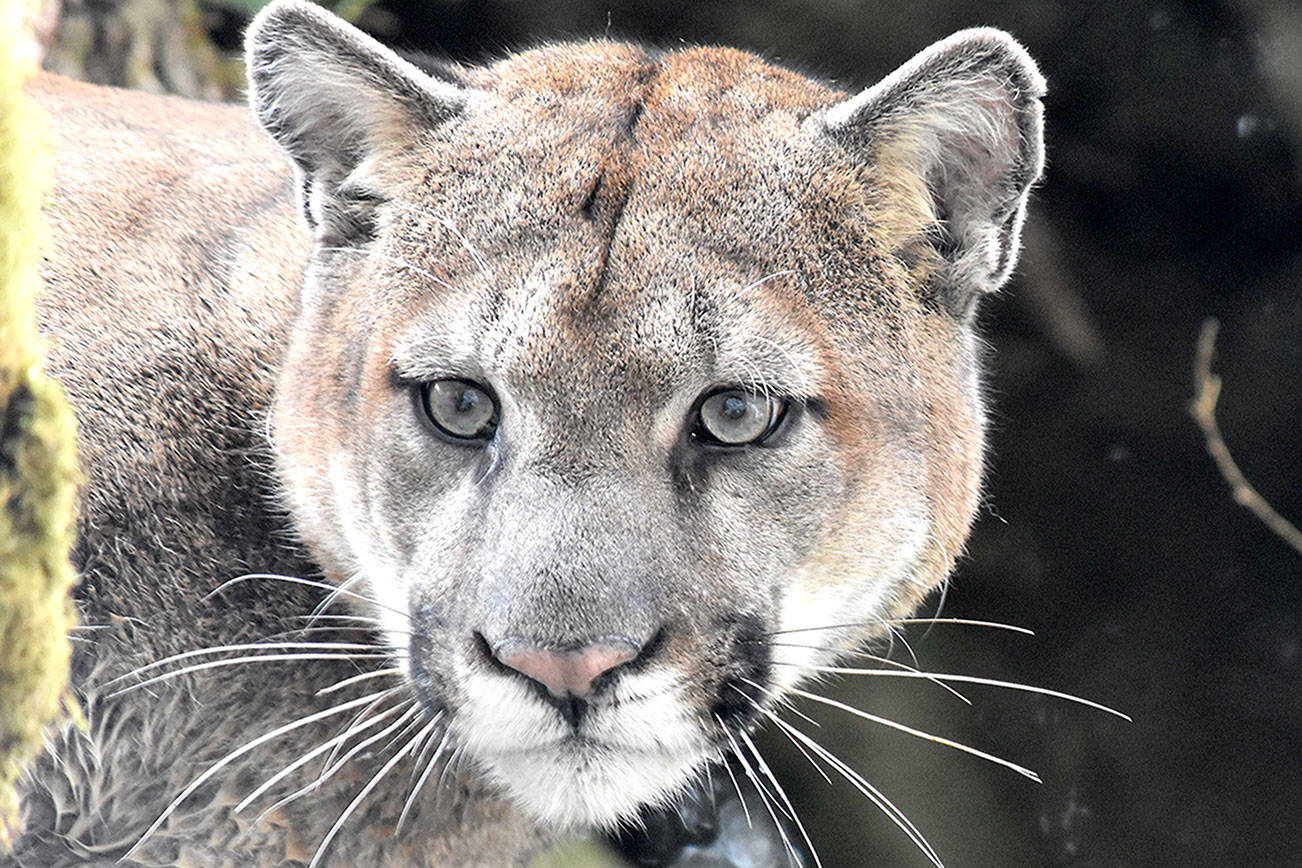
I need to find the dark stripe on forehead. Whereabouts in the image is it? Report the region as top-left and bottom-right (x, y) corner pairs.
(580, 59), (656, 309)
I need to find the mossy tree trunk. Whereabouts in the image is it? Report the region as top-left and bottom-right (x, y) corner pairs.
(0, 0), (80, 851)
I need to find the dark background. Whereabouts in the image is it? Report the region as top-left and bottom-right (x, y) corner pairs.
(40, 0), (1302, 864)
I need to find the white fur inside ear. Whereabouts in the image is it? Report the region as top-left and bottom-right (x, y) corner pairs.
(818, 28), (1046, 308)
(244, 0), (473, 234)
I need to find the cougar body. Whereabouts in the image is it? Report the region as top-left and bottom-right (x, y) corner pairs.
(11, 2), (1045, 865)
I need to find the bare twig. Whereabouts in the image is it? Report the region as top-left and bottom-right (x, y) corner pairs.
(1190, 318), (1302, 556)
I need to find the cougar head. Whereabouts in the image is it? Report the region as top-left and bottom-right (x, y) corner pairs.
(247, 0), (1043, 830)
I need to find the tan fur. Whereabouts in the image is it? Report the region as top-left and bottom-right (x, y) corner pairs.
(15, 6), (1043, 864)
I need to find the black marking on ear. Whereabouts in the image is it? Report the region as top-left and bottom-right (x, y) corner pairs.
(326, 185), (387, 247)
(396, 48), (468, 87)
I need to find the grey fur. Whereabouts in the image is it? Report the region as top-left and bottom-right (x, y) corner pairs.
(13, 2), (1044, 865)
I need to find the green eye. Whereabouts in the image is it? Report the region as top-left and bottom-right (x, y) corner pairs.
(420, 379), (498, 442)
(696, 389), (784, 445)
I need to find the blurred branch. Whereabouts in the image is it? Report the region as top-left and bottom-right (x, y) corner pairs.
(1190, 318), (1302, 556)
(1017, 211), (1106, 368)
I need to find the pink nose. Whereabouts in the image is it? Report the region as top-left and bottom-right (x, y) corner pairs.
(493, 639), (640, 698)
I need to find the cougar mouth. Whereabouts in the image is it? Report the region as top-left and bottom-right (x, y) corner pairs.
(455, 680), (711, 829)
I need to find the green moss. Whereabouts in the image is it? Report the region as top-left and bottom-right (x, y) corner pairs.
(530, 837), (629, 868)
(0, 2), (80, 851)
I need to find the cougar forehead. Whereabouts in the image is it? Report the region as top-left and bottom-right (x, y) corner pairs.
(341, 40), (946, 459)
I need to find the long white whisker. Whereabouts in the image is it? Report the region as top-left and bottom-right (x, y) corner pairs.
(121, 689), (398, 862)
(206, 573), (411, 622)
(765, 711), (943, 868)
(712, 717), (754, 831)
(321, 693), (394, 777)
(884, 623), (921, 670)
(380, 707), (429, 755)
(316, 667), (403, 697)
(396, 717), (452, 834)
(891, 617), (1032, 635)
(235, 699), (409, 813)
(407, 715), (445, 786)
(295, 613), (383, 624)
(770, 665), (1131, 720)
(782, 685), (1040, 782)
(295, 614), (411, 634)
(307, 720), (424, 868)
(256, 703), (422, 825)
(773, 649), (971, 706)
(108, 653), (394, 697)
(313, 701), (418, 785)
(765, 617), (1033, 638)
(920, 574), (952, 641)
(738, 727), (823, 868)
(309, 572), (367, 627)
(759, 685), (823, 731)
(765, 705), (832, 786)
(852, 651), (970, 704)
(722, 726), (794, 825)
(722, 726), (801, 867)
(388, 715), (441, 805)
(425, 742), (457, 819)
(108, 642), (389, 685)
(434, 743), (466, 809)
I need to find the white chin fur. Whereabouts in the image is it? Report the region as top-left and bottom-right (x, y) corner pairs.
(453, 669), (709, 829)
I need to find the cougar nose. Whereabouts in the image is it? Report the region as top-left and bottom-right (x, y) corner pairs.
(492, 638), (640, 698)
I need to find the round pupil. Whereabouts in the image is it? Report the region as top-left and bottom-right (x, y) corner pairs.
(425, 379), (495, 440)
(721, 395), (748, 420)
(455, 390), (479, 414)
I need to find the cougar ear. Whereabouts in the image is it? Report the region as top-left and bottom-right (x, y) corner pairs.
(816, 28), (1045, 317)
(245, 0), (471, 243)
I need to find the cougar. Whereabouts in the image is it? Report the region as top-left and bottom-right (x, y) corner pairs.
(12, 1), (1046, 864)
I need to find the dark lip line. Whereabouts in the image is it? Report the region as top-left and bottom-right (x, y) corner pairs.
(483, 734), (698, 759)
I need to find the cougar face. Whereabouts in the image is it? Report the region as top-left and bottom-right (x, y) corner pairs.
(250, 0), (1043, 830)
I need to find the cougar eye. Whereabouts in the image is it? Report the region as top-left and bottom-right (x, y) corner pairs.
(420, 379), (498, 442)
(695, 388), (784, 445)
